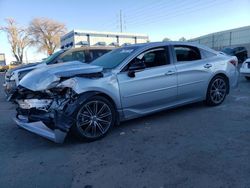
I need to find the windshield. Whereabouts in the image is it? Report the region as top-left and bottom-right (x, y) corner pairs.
(91, 46), (139, 69)
(43, 50), (65, 64)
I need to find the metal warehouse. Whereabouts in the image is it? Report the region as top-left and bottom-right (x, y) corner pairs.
(190, 25), (250, 53)
(60, 30), (149, 49)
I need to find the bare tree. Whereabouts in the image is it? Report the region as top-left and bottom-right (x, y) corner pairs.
(162, 37), (171, 42)
(0, 18), (30, 63)
(179, 37), (187, 41)
(28, 18), (67, 55)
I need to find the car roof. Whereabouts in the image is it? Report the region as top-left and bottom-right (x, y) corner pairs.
(121, 41), (217, 53)
(66, 46), (115, 52)
(64, 41), (216, 53)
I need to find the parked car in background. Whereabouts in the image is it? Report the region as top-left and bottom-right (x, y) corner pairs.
(122, 43), (131, 47)
(0, 53), (8, 72)
(0, 63), (8, 72)
(8, 61), (22, 69)
(3, 46), (114, 97)
(11, 42), (239, 143)
(0, 61), (22, 72)
(222, 47), (248, 63)
(240, 58), (250, 80)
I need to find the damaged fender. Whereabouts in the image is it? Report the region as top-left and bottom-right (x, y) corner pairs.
(53, 91), (101, 132)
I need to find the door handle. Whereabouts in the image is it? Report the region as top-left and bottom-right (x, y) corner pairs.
(165, 70), (176, 76)
(204, 64), (212, 69)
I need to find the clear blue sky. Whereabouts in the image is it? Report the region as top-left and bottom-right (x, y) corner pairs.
(0, 0), (250, 63)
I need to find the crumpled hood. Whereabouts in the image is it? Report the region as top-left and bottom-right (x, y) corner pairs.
(7, 62), (43, 74)
(19, 61), (103, 91)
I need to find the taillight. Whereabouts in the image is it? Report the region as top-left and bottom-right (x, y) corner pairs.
(229, 59), (238, 67)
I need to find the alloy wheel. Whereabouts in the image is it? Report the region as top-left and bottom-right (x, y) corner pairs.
(76, 100), (112, 138)
(210, 78), (227, 104)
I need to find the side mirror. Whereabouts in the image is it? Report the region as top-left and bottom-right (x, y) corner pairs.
(127, 59), (146, 78)
(56, 59), (64, 64)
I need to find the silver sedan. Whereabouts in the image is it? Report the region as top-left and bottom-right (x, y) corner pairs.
(13, 42), (239, 143)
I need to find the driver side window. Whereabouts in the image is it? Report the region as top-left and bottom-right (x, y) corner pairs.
(126, 47), (169, 71)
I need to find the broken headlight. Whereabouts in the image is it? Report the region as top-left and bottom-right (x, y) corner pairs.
(56, 78), (77, 89)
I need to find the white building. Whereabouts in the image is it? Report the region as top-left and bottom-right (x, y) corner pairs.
(189, 26), (250, 53)
(60, 30), (149, 49)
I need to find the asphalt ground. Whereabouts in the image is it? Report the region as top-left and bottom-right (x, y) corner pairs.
(0, 72), (250, 188)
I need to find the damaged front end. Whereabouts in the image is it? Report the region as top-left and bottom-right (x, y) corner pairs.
(13, 86), (79, 143)
(11, 61), (104, 143)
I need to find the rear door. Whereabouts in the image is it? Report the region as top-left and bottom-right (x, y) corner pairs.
(172, 45), (213, 102)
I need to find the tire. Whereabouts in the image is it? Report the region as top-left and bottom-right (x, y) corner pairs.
(71, 96), (116, 141)
(206, 76), (228, 106)
(245, 76), (250, 81)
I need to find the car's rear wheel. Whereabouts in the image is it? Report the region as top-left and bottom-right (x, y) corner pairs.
(72, 96), (116, 141)
(206, 76), (228, 106)
(245, 76), (250, 81)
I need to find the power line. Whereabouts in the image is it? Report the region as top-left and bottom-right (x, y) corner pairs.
(93, 0), (167, 32)
(85, 0), (230, 34)
(92, 0), (188, 32)
(126, 0), (229, 27)
(121, 0), (168, 16)
(126, 0), (213, 25)
(125, 0), (188, 21)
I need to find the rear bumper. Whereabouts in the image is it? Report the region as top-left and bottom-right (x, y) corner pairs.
(229, 69), (239, 89)
(240, 68), (250, 77)
(14, 115), (67, 143)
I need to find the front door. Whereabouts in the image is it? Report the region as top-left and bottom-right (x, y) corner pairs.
(117, 47), (178, 119)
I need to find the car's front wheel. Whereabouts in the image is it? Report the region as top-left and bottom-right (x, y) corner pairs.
(206, 76), (228, 106)
(245, 76), (250, 81)
(72, 96), (116, 141)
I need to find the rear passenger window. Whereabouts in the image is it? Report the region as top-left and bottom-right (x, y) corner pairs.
(61, 51), (86, 63)
(89, 50), (109, 61)
(200, 49), (216, 59)
(174, 46), (201, 62)
(72, 51), (85, 62)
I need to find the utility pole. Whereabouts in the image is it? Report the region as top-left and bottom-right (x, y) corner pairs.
(229, 31), (232, 47)
(25, 50), (28, 64)
(119, 10), (123, 33)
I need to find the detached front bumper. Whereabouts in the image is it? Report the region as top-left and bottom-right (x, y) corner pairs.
(14, 115), (67, 143)
(13, 91), (92, 143)
(14, 96), (79, 143)
(228, 68), (239, 90)
(14, 99), (70, 143)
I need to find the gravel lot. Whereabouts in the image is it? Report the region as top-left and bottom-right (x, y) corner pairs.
(0, 72), (249, 188)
